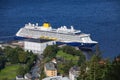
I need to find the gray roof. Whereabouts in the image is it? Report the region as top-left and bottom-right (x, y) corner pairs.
(70, 66), (80, 72)
(42, 76), (62, 80)
(24, 39), (54, 43)
(24, 73), (32, 78)
(16, 75), (24, 78)
(69, 66), (80, 76)
(62, 77), (70, 80)
(42, 76), (70, 80)
(45, 62), (56, 70)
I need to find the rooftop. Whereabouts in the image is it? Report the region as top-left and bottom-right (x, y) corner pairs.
(24, 73), (32, 79)
(42, 76), (70, 80)
(69, 66), (80, 76)
(45, 62), (57, 70)
(24, 38), (54, 43)
(16, 75), (24, 79)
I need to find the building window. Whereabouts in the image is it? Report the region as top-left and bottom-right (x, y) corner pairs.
(51, 72), (53, 75)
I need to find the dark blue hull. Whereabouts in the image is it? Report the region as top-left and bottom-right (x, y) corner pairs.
(56, 42), (96, 48)
(14, 36), (28, 40)
(14, 36), (96, 48)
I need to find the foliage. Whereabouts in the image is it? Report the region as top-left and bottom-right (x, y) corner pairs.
(105, 55), (120, 80)
(56, 46), (85, 75)
(61, 46), (86, 66)
(88, 55), (101, 80)
(56, 50), (79, 61)
(57, 61), (74, 75)
(57, 63), (65, 75)
(2, 77), (8, 80)
(0, 64), (19, 80)
(61, 46), (76, 55)
(77, 62), (88, 80)
(4, 46), (19, 64)
(17, 66), (26, 76)
(43, 45), (59, 58)
(18, 51), (27, 63)
(39, 68), (46, 80)
(0, 46), (37, 78)
(95, 44), (102, 57)
(27, 52), (37, 70)
(78, 54), (112, 80)
(0, 56), (6, 71)
(3, 46), (36, 65)
(77, 50), (86, 66)
(0, 47), (3, 54)
(43, 45), (86, 75)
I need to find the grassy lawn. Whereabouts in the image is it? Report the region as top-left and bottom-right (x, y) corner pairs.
(56, 50), (79, 61)
(0, 64), (20, 80)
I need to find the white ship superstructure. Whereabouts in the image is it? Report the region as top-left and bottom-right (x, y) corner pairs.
(16, 22), (98, 47)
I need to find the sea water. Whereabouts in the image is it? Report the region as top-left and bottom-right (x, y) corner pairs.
(0, 0), (120, 58)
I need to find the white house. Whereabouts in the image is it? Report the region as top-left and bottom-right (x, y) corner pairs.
(69, 66), (80, 80)
(24, 39), (56, 54)
(24, 73), (32, 80)
(42, 76), (70, 80)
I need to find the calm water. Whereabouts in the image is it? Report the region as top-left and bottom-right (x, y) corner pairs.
(0, 0), (120, 58)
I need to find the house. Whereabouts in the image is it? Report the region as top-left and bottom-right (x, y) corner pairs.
(116, 57), (120, 62)
(44, 61), (57, 77)
(42, 76), (62, 80)
(62, 77), (70, 80)
(24, 73), (32, 80)
(69, 66), (80, 80)
(99, 60), (106, 65)
(16, 75), (24, 80)
(42, 76), (70, 80)
(24, 39), (56, 54)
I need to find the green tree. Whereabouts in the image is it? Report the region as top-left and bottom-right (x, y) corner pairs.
(43, 45), (59, 58)
(77, 50), (86, 66)
(81, 55), (111, 80)
(88, 55), (99, 80)
(4, 46), (13, 60)
(0, 47), (3, 54)
(57, 60), (75, 75)
(17, 66), (26, 76)
(62, 46), (76, 55)
(0, 56), (6, 70)
(112, 55), (120, 80)
(26, 52), (37, 70)
(84, 55), (105, 80)
(40, 69), (46, 80)
(15, 47), (24, 52)
(105, 55), (120, 80)
(4, 46), (19, 64)
(18, 51), (27, 63)
(2, 77), (8, 80)
(77, 62), (88, 80)
(95, 44), (102, 57)
(64, 61), (75, 75)
(57, 63), (65, 75)
(11, 52), (19, 64)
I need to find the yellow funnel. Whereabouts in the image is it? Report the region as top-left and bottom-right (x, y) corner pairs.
(43, 22), (51, 28)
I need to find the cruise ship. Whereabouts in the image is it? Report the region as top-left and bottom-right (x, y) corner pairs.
(16, 22), (98, 48)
